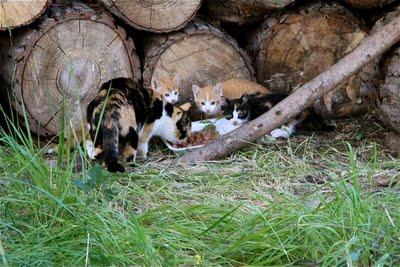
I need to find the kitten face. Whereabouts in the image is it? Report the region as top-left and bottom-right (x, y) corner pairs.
(192, 83), (223, 116)
(221, 95), (250, 126)
(151, 75), (181, 104)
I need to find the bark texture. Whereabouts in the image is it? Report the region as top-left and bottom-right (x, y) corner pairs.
(0, 2), (140, 136)
(142, 20), (256, 104)
(0, 0), (50, 30)
(205, 0), (295, 25)
(375, 8), (400, 133)
(248, 2), (379, 118)
(177, 13), (400, 164)
(100, 0), (202, 33)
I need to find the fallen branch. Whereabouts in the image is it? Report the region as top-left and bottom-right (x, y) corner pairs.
(177, 15), (400, 164)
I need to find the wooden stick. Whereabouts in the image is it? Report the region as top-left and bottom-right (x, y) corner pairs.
(177, 15), (400, 164)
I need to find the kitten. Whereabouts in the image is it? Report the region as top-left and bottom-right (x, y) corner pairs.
(86, 78), (191, 172)
(151, 74), (181, 104)
(221, 93), (332, 139)
(192, 79), (270, 118)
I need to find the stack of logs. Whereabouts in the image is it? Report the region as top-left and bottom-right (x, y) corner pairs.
(0, 0), (399, 142)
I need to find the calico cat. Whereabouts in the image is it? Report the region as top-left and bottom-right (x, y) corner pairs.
(86, 78), (191, 172)
(151, 74), (181, 104)
(221, 93), (332, 139)
(192, 79), (270, 118)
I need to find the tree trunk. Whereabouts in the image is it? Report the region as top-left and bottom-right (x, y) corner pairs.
(142, 20), (256, 105)
(345, 0), (397, 9)
(176, 13), (400, 164)
(248, 2), (379, 118)
(0, 0), (50, 30)
(99, 0), (202, 33)
(375, 8), (400, 134)
(204, 0), (295, 25)
(0, 2), (141, 137)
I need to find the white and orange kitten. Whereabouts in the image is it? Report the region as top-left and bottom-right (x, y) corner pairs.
(151, 75), (181, 104)
(192, 79), (270, 117)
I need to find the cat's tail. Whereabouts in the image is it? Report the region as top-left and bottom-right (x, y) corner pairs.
(102, 117), (125, 173)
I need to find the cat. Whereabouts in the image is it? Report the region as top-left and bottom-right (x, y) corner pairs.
(221, 93), (332, 139)
(151, 74), (181, 104)
(192, 79), (270, 118)
(86, 78), (191, 172)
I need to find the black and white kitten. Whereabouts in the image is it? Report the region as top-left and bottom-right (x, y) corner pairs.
(221, 93), (332, 139)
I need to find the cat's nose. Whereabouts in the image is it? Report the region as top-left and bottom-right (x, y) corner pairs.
(232, 120), (238, 126)
(206, 109), (210, 113)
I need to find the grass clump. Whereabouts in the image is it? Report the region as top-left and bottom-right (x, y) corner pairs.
(0, 114), (399, 266)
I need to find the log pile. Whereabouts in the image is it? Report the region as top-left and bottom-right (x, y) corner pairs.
(0, 0), (399, 150)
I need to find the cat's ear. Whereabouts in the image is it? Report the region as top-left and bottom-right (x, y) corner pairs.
(242, 94), (249, 104)
(192, 84), (201, 96)
(173, 74), (181, 87)
(214, 83), (223, 96)
(179, 102), (191, 111)
(151, 78), (162, 92)
(221, 96), (229, 109)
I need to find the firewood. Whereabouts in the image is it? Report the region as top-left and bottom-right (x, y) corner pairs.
(0, 2), (140, 136)
(205, 0), (295, 25)
(177, 13), (400, 164)
(248, 2), (379, 118)
(375, 7), (400, 134)
(0, 0), (50, 30)
(142, 20), (255, 105)
(100, 0), (202, 33)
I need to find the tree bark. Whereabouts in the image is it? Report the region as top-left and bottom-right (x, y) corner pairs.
(345, 0), (397, 9)
(142, 20), (256, 105)
(248, 2), (379, 118)
(204, 0), (295, 25)
(0, 0), (50, 30)
(0, 2), (141, 136)
(375, 8), (400, 134)
(176, 14), (400, 164)
(99, 0), (202, 33)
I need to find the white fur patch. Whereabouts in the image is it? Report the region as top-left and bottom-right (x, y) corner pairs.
(231, 106), (248, 126)
(164, 91), (179, 104)
(270, 120), (298, 139)
(85, 140), (96, 160)
(200, 101), (220, 116)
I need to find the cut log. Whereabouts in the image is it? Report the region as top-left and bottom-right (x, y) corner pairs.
(142, 20), (255, 106)
(204, 0), (295, 25)
(0, 2), (140, 136)
(248, 2), (379, 118)
(176, 13), (400, 164)
(0, 0), (50, 30)
(345, 0), (397, 9)
(375, 8), (400, 134)
(100, 0), (202, 33)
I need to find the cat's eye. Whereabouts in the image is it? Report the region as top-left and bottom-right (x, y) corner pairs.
(201, 102), (205, 106)
(174, 92), (178, 95)
(211, 101), (216, 105)
(166, 93), (170, 97)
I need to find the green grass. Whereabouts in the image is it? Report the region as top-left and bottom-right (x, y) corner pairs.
(0, 114), (399, 266)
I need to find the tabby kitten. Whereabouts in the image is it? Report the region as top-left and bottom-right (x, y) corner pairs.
(86, 78), (191, 172)
(221, 93), (331, 139)
(192, 79), (270, 117)
(151, 74), (181, 104)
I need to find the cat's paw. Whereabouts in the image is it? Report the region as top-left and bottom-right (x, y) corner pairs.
(137, 143), (148, 159)
(107, 162), (125, 173)
(85, 140), (96, 160)
(270, 128), (290, 139)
